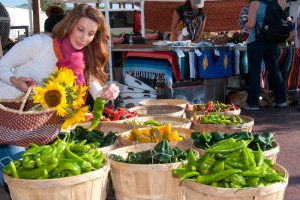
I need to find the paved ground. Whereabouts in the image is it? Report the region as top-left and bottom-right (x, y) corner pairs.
(1, 105), (299, 200)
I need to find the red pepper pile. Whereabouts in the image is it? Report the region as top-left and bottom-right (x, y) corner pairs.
(86, 105), (136, 122)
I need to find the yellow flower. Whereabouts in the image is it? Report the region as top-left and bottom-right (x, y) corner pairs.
(61, 106), (89, 129)
(73, 85), (88, 109)
(50, 67), (76, 87)
(33, 81), (68, 117)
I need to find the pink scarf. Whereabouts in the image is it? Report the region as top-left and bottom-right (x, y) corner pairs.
(55, 38), (86, 86)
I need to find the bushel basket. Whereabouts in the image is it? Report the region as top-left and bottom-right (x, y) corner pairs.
(0, 87), (63, 147)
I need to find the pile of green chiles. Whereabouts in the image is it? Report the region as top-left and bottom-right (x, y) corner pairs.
(3, 135), (105, 179)
(196, 114), (245, 125)
(172, 139), (285, 188)
(109, 139), (195, 164)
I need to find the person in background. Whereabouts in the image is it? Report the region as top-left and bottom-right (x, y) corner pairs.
(243, 0), (287, 110)
(0, 4), (119, 186)
(44, 5), (65, 33)
(170, 0), (206, 43)
(238, 1), (250, 41)
(295, 6), (300, 110)
(0, 2), (11, 49)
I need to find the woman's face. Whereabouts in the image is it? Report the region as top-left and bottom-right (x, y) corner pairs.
(70, 17), (98, 50)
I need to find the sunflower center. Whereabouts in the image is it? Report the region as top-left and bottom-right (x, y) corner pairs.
(44, 90), (62, 107)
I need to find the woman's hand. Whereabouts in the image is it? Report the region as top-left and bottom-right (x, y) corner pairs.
(99, 83), (120, 101)
(10, 76), (36, 92)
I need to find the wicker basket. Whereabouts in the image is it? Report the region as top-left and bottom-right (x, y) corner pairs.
(128, 105), (185, 117)
(0, 87), (63, 147)
(191, 115), (254, 134)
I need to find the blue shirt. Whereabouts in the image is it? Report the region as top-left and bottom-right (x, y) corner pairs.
(247, 1), (267, 44)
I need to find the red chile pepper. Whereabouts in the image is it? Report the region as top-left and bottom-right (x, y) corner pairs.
(103, 107), (115, 115)
(230, 102), (237, 110)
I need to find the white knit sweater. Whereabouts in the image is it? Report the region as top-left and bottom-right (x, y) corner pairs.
(0, 34), (103, 99)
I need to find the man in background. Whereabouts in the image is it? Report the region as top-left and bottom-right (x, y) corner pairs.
(44, 5), (64, 33)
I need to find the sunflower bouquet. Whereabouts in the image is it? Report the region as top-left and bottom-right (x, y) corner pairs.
(33, 67), (89, 129)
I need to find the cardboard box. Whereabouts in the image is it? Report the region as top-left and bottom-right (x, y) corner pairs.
(198, 50), (233, 78)
(124, 74), (157, 93)
(173, 84), (207, 104)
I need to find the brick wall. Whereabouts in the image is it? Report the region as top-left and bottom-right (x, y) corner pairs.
(144, 0), (248, 32)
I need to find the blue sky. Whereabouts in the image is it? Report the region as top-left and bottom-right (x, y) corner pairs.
(1, 0), (28, 6)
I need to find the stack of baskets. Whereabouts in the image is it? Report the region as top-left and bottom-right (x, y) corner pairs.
(2, 98), (289, 200)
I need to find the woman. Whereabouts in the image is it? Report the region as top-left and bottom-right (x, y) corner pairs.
(244, 0), (287, 110)
(0, 4), (119, 186)
(170, 0), (206, 43)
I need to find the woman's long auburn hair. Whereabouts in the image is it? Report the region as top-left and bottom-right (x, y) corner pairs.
(52, 4), (110, 86)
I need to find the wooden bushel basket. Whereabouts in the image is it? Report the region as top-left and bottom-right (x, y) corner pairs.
(0, 87), (63, 147)
(139, 99), (188, 108)
(108, 143), (186, 200)
(182, 163), (288, 200)
(128, 105), (185, 117)
(4, 160), (110, 200)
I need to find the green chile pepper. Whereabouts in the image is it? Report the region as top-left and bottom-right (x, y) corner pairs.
(52, 163), (81, 177)
(242, 147), (259, 171)
(88, 97), (105, 131)
(196, 169), (242, 185)
(252, 143), (264, 168)
(22, 145), (51, 157)
(143, 119), (162, 126)
(58, 158), (92, 172)
(180, 171), (200, 181)
(264, 158), (274, 167)
(40, 146), (58, 163)
(224, 158), (246, 169)
(172, 168), (191, 175)
(212, 161), (225, 173)
(9, 161), (19, 178)
(246, 177), (260, 187)
(264, 172), (285, 183)
(187, 149), (197, 169)
(229, 173), (246, 186)
(207, 140), (246, 154)
(18, 167), (47, 179)
(199, 153), (216, 175)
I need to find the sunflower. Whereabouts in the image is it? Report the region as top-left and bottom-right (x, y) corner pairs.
(50, 67), (76, 87)
(73, 85), (88, 109)
(61, 106), (89, 129)
(33, 81), (68, 117)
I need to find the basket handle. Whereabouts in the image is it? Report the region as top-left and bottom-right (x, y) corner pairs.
(19, 86), (34, 113)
